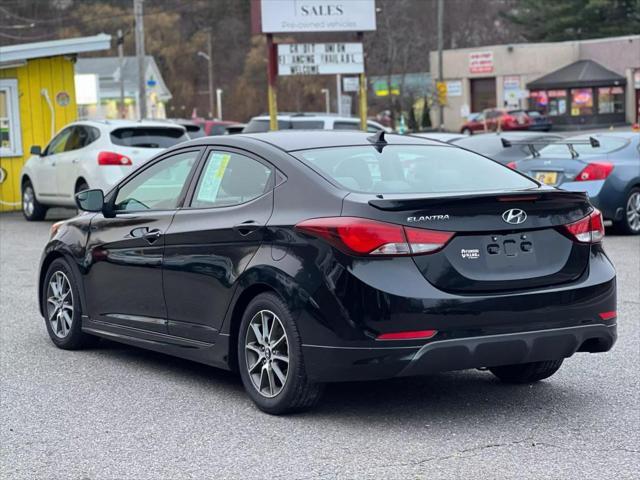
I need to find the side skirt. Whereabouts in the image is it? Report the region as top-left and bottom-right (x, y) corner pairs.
(82, 316), (231, 370)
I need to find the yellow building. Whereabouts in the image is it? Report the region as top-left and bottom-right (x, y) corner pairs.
(0, 34), (111, 211)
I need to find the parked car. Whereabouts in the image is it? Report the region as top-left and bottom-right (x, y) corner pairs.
(169, 119), (206, 139)
(195, 119), (243, 136)
(224, 123), (246, 135)
(412, 132), (468, 143)
(20, 120), (188, 220)
(452, 132), (563, 164)
(509, 132), (640, 234)
(526, 110), (552, 131)
(243, 113), (389, 133)
(41, 131), (616, 414)
(461, 108), (531, 135)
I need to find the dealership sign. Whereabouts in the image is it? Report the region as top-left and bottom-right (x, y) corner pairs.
(260, 0), (376, 33)
(278, 43), (364, 76)
(469, 51), (493, 74)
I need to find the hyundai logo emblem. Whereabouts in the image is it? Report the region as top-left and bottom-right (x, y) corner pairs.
(502, 208), (527, 225)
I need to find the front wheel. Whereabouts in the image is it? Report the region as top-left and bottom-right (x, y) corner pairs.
(613, 187), (640, 235)
(489, 359), (563, 384)
(22, 180), (47, 221)
(238, 293), (324, 414)
(461, 127), (472, 135)
(42, 259), (99, 350)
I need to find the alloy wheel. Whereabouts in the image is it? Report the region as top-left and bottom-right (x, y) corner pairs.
(244, 309), (289, 398)
(626, 191), (640, 233)
(46, 271), (74, 338)
(23, 186), (35, 217)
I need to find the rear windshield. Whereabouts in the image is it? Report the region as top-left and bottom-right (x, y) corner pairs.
(539, 136), (628, 156)
(110, 127), (188, 148)
(293, 145), (537, 194)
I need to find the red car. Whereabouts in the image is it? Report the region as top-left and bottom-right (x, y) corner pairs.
(461, 109), (531, 135)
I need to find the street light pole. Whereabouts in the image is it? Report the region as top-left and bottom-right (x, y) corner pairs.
(134, 0), (146, 120)
(321, 88), (330, 114)
(117, 29), (125, 118)
(197, 50), (213, 118)
(437, 0), (444, 131)
(206, 28), (214, 118)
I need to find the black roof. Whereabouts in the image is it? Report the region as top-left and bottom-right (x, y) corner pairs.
(241, 130), (443, 152)
(527, 60), (626, 90)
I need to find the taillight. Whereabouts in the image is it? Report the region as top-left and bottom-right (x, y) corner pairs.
(574, 162), (613, 181)
(506, 161), (517, 169)
(294, 217), (454, 256)
(562, 209), (604, 243)
(98, 151), (132, 166)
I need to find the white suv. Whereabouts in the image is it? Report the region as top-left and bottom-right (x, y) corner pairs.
(20, 120), (188, 220)
(243, 114), (390, 133)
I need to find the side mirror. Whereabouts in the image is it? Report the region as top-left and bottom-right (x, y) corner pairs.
(30, 145), (42, 156)
(75, 189), (105, 212)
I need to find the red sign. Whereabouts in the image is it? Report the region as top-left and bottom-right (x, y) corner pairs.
(469, 51), (493, 74)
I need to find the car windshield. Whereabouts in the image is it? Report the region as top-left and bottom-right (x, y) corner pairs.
(293, 145), (537, 194)
(538, 136), (628, 156)
(110, 127), (188, 148)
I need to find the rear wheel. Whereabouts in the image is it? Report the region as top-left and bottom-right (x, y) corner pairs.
(22, 180), (47, 221)
(489, 359), (563, 384)
(238, 293), (324, 414)
(42, 258), (99, 350)
(613, 187), (640, 235)
(461, 127), (472, 135)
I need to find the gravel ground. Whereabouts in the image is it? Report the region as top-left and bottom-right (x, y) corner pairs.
(1, 210), (638, 479)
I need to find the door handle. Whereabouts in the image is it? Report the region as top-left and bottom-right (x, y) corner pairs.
(233, 221), (262, 236)
(143, 228), (162, 242)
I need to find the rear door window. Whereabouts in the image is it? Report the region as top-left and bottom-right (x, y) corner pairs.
(293, 145), (537, 194)
(110, 127), (188, 148)
(191, 151), (273, 208)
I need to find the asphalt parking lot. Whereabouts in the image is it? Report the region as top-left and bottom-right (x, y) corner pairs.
(1, 210), (638, 479)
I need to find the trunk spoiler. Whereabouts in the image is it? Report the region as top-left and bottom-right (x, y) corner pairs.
(501, 136), (600, 159)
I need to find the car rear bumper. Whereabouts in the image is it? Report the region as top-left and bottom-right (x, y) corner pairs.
(303, 323), (616, 382)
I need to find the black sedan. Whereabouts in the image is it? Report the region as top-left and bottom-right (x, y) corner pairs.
(39, 131), (617, 414)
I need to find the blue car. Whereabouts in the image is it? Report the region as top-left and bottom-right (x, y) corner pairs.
(510, 132), (640, 234)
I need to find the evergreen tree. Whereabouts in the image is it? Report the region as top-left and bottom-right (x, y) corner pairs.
(503, 0), (640, 41)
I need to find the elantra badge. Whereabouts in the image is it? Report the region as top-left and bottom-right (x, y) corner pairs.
(502, 208), (527, 225)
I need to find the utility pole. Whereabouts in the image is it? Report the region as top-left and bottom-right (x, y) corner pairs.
(207, 28), (214, 118)
(134, 0), (147, 119)
(117, 29), (125, 118)
(437, 0), (444, 131)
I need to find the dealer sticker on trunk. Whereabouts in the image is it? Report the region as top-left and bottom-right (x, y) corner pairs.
(461, 248), (480, 259)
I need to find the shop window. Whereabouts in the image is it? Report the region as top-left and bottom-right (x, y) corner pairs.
(0, 79), (22, 157)
(570, 88), (593, 116)
(548, 90), (567, 117)
(598, 86), (624, 114)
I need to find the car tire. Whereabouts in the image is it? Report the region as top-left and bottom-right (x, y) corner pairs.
(461, 128), (472, 135)
(237, 292), (324, 414)
(42, 258), (99, 350)
(489, 359), (563, 384)
(613, 187), (640, 235)
(22, 180), (47, 221)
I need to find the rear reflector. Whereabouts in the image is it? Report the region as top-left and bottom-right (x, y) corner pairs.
(98, 151), (132, 166)
(295, 217), (454, 256)
(562, 209), (604, 243)
(575, 162), (614, 181)
(377, 329), (437, 340)
(598, 311), (616, 321)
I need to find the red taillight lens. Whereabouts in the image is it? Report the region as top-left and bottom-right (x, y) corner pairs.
(506, 161), (517, 169)
(295, 217), (454, 256)
(563, 209), (605, 243)
(575, 162), (613, 181)
(377, 329), (437, 341)
(98, 151), (132, 166)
